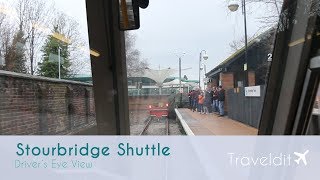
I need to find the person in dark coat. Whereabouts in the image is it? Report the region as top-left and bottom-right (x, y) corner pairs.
(212, 87), (218, 112)
(217, 85), (225, 116)
(188, 90), (193, 109)
(204, 87), (213, 114)
(191, 89), (198, 112)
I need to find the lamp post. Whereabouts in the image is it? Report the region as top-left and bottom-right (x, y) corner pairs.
(204, 64), (207, 89)
(199, 50), (208, 90)
(178, 52), (186, 107)
(228, 0), (248, 87)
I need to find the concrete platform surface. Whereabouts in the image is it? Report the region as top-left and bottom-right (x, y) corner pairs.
(175, 108), (258, 135)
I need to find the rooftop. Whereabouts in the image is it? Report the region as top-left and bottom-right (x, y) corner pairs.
(206, 27), (276, 77)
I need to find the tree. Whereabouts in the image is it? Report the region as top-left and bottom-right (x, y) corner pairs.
(226, 0), (283, 53)
(4, 29), (27, 73)
(38, 10), (88, 78)
(125, 32), (148, 77)
(15, 0), (53, 75)
(38, 26), (71, 78)
(0, 6), (11, 69)
(50, 12), (88, 77)
(0, 11), (7, 69)
(228, 35), (255, 52)
(0, 6), (26, 72)
(245, 0), (283, 28)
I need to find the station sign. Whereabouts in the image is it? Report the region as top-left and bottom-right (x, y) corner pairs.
(245, 86), (260, 97)
(243, 63), (247, 71)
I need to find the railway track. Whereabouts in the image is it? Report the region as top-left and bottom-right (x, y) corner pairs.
(139, 116), (169, 135)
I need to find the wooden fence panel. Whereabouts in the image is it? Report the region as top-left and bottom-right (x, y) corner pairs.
(226, 86), (265, 128)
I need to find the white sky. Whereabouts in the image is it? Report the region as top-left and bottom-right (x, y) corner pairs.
(134, 0), (278, 80)
(1, 0), (280, 80)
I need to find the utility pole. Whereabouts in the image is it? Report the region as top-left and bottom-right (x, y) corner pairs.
(243, 0), (248, 87)
(199, 50), (208, 90)
(228, 0), (248, 87)
(199, 52), (201, 89)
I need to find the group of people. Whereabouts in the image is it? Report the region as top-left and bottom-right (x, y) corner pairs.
(188, 86), (225, 116)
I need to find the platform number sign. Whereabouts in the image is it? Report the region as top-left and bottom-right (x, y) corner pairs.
(267, 53), (273, 62)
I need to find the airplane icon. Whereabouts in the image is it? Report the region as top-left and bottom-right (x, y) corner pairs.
(293, 150), (309, 165)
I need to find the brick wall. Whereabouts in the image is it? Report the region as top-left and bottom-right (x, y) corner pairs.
(248, 71), (256, 86)
(219, 72), (235, 114)
(220, 72), (234, 90)
(207, 78), (219, 88)
(0, 70), (96, 135)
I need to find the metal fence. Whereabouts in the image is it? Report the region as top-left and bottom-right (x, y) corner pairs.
(226, 85), (266, 128)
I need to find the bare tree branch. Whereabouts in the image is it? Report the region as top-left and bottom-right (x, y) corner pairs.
(51, 12), (88, 77)
(226, 0), (283, 53)
(15, 0), (54, 75)
(125, 32), (149, 77)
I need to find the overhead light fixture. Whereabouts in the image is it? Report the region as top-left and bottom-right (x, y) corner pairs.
(228, 0), (240, 12)
(202, 52), (208, 60)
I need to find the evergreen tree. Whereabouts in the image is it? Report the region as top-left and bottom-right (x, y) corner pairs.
(4, 29), (27, 73)
(38, 26), (71, 78)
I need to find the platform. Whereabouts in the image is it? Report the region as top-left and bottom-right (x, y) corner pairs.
(175, 108), (258, 135)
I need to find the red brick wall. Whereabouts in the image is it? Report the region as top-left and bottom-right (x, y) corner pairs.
(207, 78), (219, 88)
(248, 71), (256, 86)
(0, 71), (96, 135)
(220, 72), (234, 90)
(219, 72), (234, 114)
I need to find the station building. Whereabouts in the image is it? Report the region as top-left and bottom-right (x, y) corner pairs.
(205, 28), (276, 128)
(206, 28), (276, 90)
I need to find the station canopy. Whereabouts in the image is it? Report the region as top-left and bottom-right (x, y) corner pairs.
(131, 68), (177, 86)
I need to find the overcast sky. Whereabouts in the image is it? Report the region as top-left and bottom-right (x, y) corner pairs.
(134, 0), (277, 80)
(1, 0), (279, 80)
(44, 0), (279, 80)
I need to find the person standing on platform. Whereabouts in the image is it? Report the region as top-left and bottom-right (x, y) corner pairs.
(217, 85), (225, 116)
(204, 87), (213, 114)
(212, 86), (218, 113)
(192, 88), (199, 112)
(198, 92), (204, 114)
(188, 90), (193, 110)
